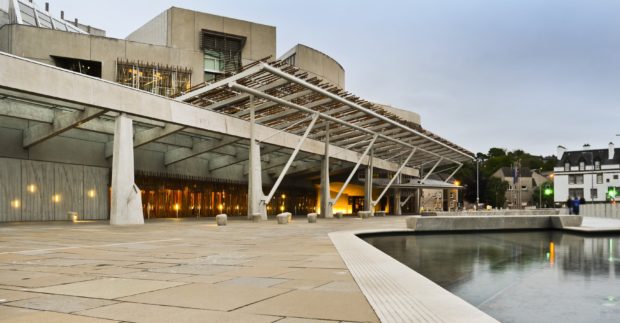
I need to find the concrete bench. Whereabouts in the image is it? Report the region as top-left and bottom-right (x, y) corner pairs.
(358, 211), (372, 219)
(334, 212), (343, 219)
(307, 213), (318, 223)
(375, 211), (386, 217)
(216, 214), (227, 226)
(251, 213), (262, 222)
(277, 213), (289, 224)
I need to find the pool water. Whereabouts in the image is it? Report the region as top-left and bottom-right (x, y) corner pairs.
(364, 231), (620, 323)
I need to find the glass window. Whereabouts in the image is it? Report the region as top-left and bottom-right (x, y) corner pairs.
(615, 175), (619, 180)
(591, 189), (598, 199)
(579, 161), (585, 171)
(564, 163), (570, 171)
(116, 60), (192, 97)
(597, 174), (604, 184)
(576, 175), (584, 184)
(594, 160), (601, 170)
(569, 188), (584, 198)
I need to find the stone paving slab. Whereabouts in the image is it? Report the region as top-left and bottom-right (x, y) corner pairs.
(120, 282), (291, 311)
(76, 302), (279, 323)
(5, 294), (117, 313)
(238, 289), (380, 322)
(32, 278), (186, 299)
(0, 305), (115, 322)
(0, 217), (410, 322)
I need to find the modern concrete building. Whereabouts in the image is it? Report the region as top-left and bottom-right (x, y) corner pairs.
(0, 2), (474, 223)
(554, 143), (620, 203)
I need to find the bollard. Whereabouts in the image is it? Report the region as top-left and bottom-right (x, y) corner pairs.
(67, 211), (78, 222)
(376, 211), (386, 217)
(307, 213), (318, 223)
(216, 214), (227, 226)
(358, 211), (372, 219)
(277, 213), (289, 224)
(334, 211), (343, 219)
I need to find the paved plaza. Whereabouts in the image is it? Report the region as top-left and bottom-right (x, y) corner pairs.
(0, 216), (410, 323)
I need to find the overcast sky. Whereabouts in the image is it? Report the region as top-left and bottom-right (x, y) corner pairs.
(39, 0), (620, 156)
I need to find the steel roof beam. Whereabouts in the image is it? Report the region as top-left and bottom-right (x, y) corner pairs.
(261, 63), (474, 161)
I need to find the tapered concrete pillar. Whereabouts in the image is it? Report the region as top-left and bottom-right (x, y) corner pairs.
(320, 122), (333, 218)
(110, 114), (144, 225)
(393, 173), (402, 215)
(248, 96), (267, 219)
(364, 150), (374, 212)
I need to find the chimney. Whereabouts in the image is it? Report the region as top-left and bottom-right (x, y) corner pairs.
(583, 143), (590, 149)
(61, 11), (64, 19)
(557, 145), (566, 159)
(609, 142), (615, 160)
(45, 2), (49, 12)
(74, 18), (78, 27)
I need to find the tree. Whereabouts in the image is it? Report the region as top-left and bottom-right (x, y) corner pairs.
(485, 176), (509, 208)
(532, 181), (554, 208)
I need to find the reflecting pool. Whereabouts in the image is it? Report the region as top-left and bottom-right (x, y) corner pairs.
(364, 231), (620, 323)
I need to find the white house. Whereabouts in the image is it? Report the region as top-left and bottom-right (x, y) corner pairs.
(554, 143), (620, 204)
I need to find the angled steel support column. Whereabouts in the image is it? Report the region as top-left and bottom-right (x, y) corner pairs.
(372, 149), (416, 209)
(248, 96), (267, 219)
(393, 173), (402, 215)
(401, 192), (415, 207)
(330, 134), (378, 213)
(263, 113), (319, 206)
(110, 114), (144, 225)
(422, 157), (443, 183)
(444, 163), (463, 183)
(320, 121), (332, 218)
(364, 148), (374, 212)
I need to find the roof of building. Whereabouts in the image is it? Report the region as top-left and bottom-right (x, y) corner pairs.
(497, 167), (533, 178)
(176, 60), (475, 168)
(558, 148), (620, 166)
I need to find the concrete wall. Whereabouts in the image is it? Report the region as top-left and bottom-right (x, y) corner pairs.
(127, 7), (276, 66)
(280, 44), (345, 88)
(1, 24), (203, 84)
(580, 204), (620, 219)
(0, 157), (109, 222)
(125, 10), (168, 46)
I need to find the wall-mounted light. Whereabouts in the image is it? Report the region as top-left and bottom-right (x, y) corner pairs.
(87, 189), (96, 198)
(27, 184), (36, 193)
(52, 194), (61, 203)
(10, 199), (20, 208)
(218, 204), (223, 212)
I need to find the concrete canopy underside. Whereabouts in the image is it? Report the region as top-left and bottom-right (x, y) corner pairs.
(0, 52), (466, 179)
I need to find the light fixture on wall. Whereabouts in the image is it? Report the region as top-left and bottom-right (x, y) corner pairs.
(52, 194), (61, 203)
(10, 199), (20, 208)
(27, 184), (36, 193)
(87, 189), (96, 198)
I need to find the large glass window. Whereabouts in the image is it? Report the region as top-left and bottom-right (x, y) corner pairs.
(597, 174), (604, 184)
(116, 60), (192, 97)
(52, 56), (102, 77)
(200, 30), (246, 83)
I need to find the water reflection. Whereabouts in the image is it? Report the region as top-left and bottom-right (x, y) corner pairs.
(364, 231), (620, 323)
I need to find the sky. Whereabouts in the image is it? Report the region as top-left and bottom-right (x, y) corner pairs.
(32, 0), (620, 156)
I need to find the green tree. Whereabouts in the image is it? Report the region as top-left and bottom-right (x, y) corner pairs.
(532, 181), (554, 208)
(485, 176), (509, 208)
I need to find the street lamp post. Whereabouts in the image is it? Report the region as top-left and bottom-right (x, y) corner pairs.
(476, 158), (480, 209)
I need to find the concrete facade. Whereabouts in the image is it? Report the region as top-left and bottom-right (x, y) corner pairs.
(554, 144), (620, 203)
(0, 5), (473, 223)
(280, 44), (345, 88)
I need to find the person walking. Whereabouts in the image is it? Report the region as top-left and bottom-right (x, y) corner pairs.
(566, 197), (573, 215)
(572, 196), (581, 215)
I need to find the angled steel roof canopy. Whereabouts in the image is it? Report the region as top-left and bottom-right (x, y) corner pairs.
(177, 61), (474, 170)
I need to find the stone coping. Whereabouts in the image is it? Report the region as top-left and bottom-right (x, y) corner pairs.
(329, 228), (499, 323)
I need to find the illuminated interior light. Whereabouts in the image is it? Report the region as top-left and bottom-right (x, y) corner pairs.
(27, 184), (37, 193)
(87, 189), (96, 198)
